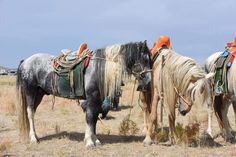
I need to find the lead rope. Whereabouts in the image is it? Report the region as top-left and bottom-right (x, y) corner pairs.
(97, 79), (137, 135)
(127, 78), (137, 120)
(98, 116), (111, 135)
(160, 55), (165, 132)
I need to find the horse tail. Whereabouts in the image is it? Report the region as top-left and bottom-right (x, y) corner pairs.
(16, 60), (30, 140)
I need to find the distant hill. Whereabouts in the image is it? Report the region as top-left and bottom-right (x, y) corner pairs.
(0, 66), (9, 70)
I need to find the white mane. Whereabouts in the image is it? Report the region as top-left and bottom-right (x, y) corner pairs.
(103, 44), (125, 98)
(154, 49), (206, 95)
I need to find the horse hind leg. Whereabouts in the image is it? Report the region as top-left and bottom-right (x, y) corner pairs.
(221, 99), (234, 142)
(168, 106), (176, 145)
(232, 99), (236, 125)
(26, 88), (44, 143)
(207, 102), (214, 137)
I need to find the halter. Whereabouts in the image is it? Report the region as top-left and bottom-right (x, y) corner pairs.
(131, 63), (152, 79)
(174, 86), (193, 112)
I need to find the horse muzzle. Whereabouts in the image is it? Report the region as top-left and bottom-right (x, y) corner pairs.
(136, 71), (151, 92)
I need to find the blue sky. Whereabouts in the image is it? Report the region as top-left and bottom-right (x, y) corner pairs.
(0, 0), (235, 68)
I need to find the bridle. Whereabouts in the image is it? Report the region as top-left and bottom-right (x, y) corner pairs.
(131, 42), (152, 80)
(131, 62), (152, 80)
(174, 86), (193, 112)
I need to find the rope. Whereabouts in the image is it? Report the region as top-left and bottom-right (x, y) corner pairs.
(127, 78), (137, 120)
(53, 49), (92, 74)
(160, 55), (165, 132)
(173, 87), (192, 107)
(97, 78), (137, 135)
(98, 116), (111, 135)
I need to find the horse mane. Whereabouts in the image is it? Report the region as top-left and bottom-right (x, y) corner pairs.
(155, 49), (206, 101)
(94, 42), (148, 99)
(103, 44), (125, 98)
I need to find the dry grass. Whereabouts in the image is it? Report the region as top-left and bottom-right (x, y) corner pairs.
(0, 76), (16, 114)
(151, 122), (200, 146)
(0, 138), (12, 152)
(0, 76), (236, 156)
(0, 75), (16, 86)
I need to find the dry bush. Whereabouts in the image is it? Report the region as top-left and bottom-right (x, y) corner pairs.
(151, 123), (200, 146)
(119, 115), (139, 136)
(152, 129), (169, 143)
(175, 123), (200, 146)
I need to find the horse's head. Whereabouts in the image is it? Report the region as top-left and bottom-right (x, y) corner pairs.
(178, 72), (215, 116)
(122, 41), (152, 92)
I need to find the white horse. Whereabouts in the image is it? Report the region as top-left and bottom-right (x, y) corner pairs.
(142, 49), (215, 145)
(205, 51), (236, 142)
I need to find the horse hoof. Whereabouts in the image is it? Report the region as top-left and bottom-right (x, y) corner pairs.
(159, 140), (172, 146)
(199, 133), (215, 147)
(95, 139), (102, 146)
(86, 142), (96, 148)
(226, 136), (235, 143)
(143, 142), (152, 147)
(30, 137), (39, 144)
(143, 136), (152, 147)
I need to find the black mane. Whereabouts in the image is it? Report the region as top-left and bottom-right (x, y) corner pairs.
(121, 41), (151, 74)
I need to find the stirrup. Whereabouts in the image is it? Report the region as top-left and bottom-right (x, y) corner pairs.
(215, 81), (223, 96)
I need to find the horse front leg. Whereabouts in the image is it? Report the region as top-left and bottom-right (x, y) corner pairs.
(207, 102), (214, 137)
(168, 105), (176, 145)
(84, 104), (100, 148)
(139, 92), (150, 135)
(143, 90), (159, 146)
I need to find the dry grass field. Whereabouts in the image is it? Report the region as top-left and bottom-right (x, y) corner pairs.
(0, 75), (236, 157)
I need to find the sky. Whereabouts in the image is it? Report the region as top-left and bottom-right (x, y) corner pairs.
(0, 0), (235, 68)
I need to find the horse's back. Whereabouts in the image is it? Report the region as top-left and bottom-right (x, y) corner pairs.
(205, 51), (222, 72)
(18, 53), (54, 83)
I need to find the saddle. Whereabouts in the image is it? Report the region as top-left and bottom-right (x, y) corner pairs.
(52, 43), (93, 99)
(214, 50), (235, 95)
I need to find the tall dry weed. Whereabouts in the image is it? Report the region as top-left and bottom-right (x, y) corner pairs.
(119, 115), (139, 136)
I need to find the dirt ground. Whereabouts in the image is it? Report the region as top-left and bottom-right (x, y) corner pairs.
(0, 76), (236, 157)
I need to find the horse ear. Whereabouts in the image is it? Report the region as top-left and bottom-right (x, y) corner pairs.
(143, 40), (147, 48)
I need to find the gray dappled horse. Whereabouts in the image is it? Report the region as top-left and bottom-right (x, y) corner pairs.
(205, 52), (236, 142)
(16, 41), (151, 147)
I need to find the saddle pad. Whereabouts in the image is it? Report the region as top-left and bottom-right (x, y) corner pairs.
(214, 52), (232, 95)
(215, 56), (227, 68)
(54, 59), (86, 99)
